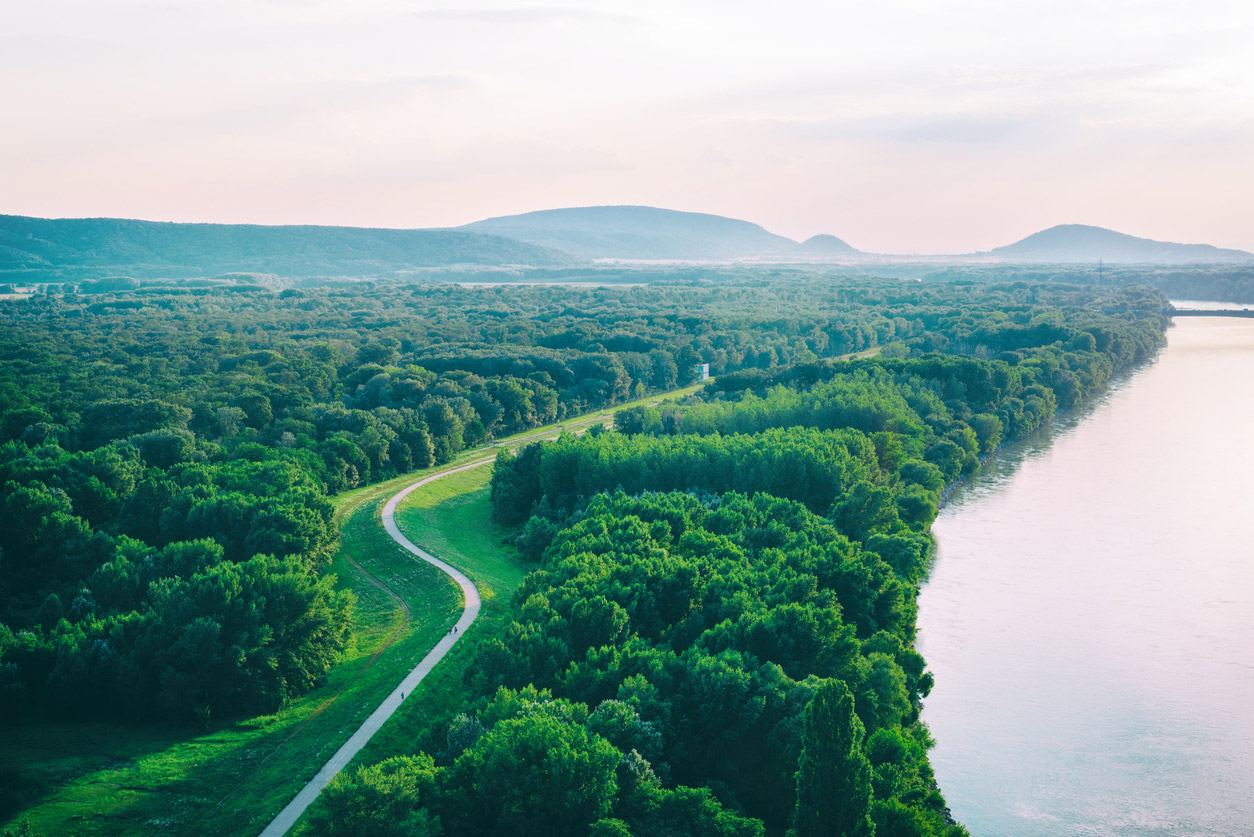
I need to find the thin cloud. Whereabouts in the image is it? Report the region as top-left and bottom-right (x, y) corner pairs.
(4, 0), (1254, 252)
(414, 6), (643, 26)
(884, 116), (1036, 145)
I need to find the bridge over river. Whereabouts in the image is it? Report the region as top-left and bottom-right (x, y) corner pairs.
(1168, 308), (1254, 317)
(1107, 308), (1254, 317)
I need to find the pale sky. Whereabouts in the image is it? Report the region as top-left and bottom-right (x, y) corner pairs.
(3, 0), (1253, 253)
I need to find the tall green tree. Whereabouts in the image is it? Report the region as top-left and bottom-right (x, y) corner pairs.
(793, 680), (875, 837)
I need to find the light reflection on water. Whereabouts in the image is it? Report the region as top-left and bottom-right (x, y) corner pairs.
(918, 317), (1254, 836)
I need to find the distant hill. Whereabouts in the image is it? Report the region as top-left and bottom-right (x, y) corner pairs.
(991, 224), (1253, 263)
(459, 205), (861, 260)
(0, 215), (578, 280)
(798, 234), (859, 256)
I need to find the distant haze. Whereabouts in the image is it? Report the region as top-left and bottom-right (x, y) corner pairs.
(990, 224), (1254, 263)
(4, 1), (1253, 253)
(458, 205), (840, 260)
(7, 210), (1247, 277)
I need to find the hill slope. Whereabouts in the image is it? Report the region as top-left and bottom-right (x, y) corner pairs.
(0, 215), (578, 280)
(991, 224), (1253, 263)
(798, 234), (859, 256)
(460, 205), (855, 260)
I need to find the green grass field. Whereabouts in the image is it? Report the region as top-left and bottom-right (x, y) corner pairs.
(302, 466), (528, 802)
(0, 381), (705, 835)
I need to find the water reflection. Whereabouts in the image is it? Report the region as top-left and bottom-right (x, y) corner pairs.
(918, 317), (1254, 836)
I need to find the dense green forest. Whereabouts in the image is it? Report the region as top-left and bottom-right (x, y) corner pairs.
(433, 289), (1164, 835)
(0, 273), (1168, 834)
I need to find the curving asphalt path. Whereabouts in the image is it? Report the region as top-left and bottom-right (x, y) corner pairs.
(258, 458), (491, 837)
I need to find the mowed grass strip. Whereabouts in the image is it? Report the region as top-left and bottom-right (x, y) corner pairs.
(337, 465), (525, 767)
(294, 465), (527, 835)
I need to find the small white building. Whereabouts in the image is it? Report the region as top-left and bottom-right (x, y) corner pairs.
(694, 363), (710, 381)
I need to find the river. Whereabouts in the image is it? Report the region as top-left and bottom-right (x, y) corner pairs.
(917, 315), (1254, 836)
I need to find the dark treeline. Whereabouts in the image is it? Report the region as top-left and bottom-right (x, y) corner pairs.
(1, 274), (1113, 727)
(0, 214), (579, 281)
(924, 263), (1254, 304)
(310, 282), (1168, 836)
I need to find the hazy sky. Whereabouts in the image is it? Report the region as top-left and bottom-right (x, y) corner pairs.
(4, 0), (1253, 253)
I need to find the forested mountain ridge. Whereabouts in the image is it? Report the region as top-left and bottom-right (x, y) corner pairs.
(0, 214), (579, 281)
(459, 205), (862, 260)
(6, 212), (1248, 283)
(988, 224), (1253, 263)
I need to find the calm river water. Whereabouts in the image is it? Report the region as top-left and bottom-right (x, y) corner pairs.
(917, 315), (1254, 836)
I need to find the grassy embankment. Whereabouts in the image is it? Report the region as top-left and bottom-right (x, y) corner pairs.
(0, 382), (705, 836)
(306, 465), (524, 785)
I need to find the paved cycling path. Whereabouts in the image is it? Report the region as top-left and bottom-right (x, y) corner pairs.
(258, 382), (705, 835)
(258, 458), (491, 837)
